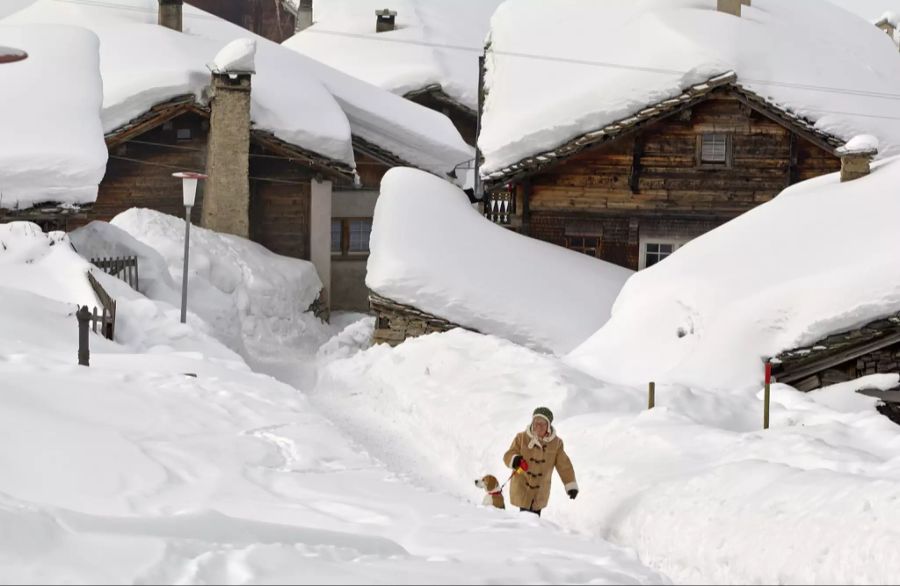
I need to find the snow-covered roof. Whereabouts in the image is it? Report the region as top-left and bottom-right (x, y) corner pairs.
(0, 24), (106, 210)
(367, 168), (633, 355)
(2, 0), (472, 179)
(283, 0), (503, 113)
(567, 155), (900, 391)
(827, 0), (900, 21)
(480, 0), (900, 177)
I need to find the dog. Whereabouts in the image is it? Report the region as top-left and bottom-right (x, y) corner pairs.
(474, 474), (506, 509)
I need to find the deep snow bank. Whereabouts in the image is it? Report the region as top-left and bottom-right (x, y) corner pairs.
(568, 157), (900, 391)
(366, 168), (633, 354)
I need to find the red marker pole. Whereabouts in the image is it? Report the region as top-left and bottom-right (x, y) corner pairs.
(764, 361), (772, 430)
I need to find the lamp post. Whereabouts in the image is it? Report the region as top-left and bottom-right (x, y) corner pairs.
(172, 171), (207, 324)
(0, 47), (28, 65)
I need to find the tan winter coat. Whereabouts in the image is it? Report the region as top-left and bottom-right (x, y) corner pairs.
(503, 425), (577, 511)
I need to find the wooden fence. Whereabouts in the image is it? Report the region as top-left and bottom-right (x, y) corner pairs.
(86, 270), (116, 340)
(90, 256), (139, 291)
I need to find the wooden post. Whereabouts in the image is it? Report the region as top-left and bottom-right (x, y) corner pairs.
(648, 381), (656, 409)
(76, 305), (90, 367)
(764, 361), (772, 430)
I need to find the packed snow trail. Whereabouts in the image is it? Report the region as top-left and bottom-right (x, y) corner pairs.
(307, 324), (900, 585)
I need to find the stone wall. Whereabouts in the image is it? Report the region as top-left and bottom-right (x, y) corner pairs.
(370, 293), (470, 346)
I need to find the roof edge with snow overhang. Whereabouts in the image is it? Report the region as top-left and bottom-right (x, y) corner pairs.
(104, 95), (356, 180)
(482, 71), (850, 187)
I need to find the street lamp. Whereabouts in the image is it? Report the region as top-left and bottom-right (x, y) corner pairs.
(0, 47), (28, 64)
(172, 171), (207, 324)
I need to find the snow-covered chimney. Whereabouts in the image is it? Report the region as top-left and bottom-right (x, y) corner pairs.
(158, 0), (183, 32)
(717, 0), (741, 17)
(295, 0), (313, 32)
(203, 39), (256, 238)
(376, 9), (397, 33)
(838, 135), (879, 182)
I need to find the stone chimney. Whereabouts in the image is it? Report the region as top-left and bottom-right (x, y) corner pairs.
(295, 0), (313, 32)
(158, 0), (183, 32)
(838, 135), (879, 182)
(376, 9), (397, 33)
(717, 0), (741, 17)
(203, 40), (256, 238)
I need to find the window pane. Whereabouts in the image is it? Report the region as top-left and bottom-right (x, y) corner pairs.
(331, 220), (342, 253)
(647, 243), (659, 254)
(701, 134), (728, 163)
(349, 219), (372, 253)
(659, 244), (674, 254)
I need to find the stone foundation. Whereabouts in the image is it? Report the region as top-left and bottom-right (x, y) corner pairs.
(369, 293), (470, 346)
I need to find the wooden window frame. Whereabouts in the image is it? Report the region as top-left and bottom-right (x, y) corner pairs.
(564, 235), (602, 258)
(331, 216), (373, 261)
(639, 239), (683, 270)
(696, 133), (733, 169)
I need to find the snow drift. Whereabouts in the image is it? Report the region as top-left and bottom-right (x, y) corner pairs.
(71, 209), (326, 361)
(366, 168), (633, 354)
(568, 156), (900, 391)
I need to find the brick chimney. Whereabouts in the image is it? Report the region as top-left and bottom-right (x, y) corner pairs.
(717, 0), (741, 17)
(295, 0), (313, 32)
(837, 135), (879, 182)
(158, 0), (183, 32)
(203, 40), (256, 238)
(376, 9), (397, 33)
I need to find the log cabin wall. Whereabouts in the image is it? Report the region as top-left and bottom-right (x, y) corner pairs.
(83, 111), (210, 228)
(248, 143), (316, 261)
(519, 91), (841, 270)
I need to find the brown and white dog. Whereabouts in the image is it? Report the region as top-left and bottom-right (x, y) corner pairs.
(474, 474), (505, 509)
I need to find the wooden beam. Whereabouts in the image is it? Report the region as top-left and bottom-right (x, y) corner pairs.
(776, 331), (900, 385)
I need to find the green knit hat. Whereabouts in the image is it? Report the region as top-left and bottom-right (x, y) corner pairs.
(532, 406), (554, 425)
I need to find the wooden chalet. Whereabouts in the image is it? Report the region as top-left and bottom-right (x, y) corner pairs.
(480, 72), (866, 271)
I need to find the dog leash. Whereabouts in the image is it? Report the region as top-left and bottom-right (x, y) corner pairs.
(495, 467), (522, 494)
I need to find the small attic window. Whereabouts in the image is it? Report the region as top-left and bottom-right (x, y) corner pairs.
(176, 128), (192, 141)
(699, 133), (731, 166)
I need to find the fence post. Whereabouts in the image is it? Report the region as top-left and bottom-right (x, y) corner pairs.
(648, 381), (656, 409)
(77, 305), (90, 367)
(764, 360), (772, 430)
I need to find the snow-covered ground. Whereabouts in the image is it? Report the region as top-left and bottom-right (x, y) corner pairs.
(0, 221), (665, 584)
(5, 181), (900, 584)
(367, 168), (633, 355)
(314, 326), (900, 585)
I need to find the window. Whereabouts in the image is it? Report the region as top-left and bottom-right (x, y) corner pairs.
(564, 222), (602, 258)
(176, 128), (192, 141)
(348, 219), (372, 253)
(332, 217), (373, 258)
(565, 236), (600, 257)
(644, 243), (675, 268)
(699, 133), (730, 165)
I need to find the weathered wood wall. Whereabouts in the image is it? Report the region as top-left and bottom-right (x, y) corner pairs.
(84, 112), (209, 228)
(519, 92), (841, 270)
(249, 143), (315, 260)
